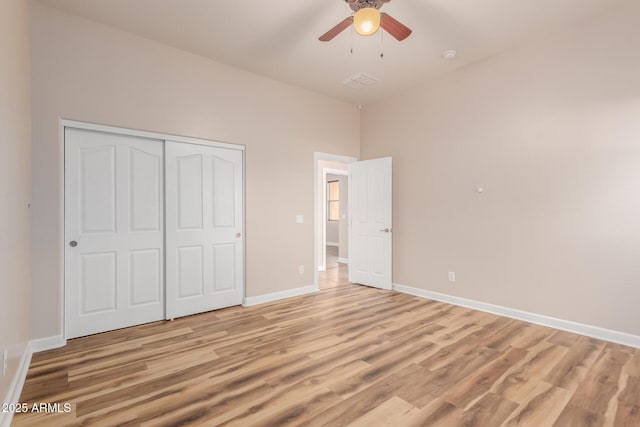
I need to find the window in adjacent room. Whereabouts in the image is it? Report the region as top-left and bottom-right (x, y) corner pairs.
(328, 180), (340, 221)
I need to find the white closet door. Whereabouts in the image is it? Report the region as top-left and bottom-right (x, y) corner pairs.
(65, 128), (165, 339)
(165, 141), (244, 319)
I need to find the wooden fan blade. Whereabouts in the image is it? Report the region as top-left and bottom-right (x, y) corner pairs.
(319, 16), (353, 41)
(380, 13), (412, 41)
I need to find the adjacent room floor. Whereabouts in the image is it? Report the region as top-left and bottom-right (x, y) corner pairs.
(326, 245), (339, 270)
(15, 265), (640, 426)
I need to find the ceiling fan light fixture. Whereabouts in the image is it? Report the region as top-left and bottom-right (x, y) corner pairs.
(353, 7), (381, 36)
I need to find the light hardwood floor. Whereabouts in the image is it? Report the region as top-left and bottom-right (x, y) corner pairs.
(15, 265), (640, 426)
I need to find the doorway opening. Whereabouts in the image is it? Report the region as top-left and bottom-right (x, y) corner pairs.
(314, 153), (357, 290)
(324, 169), (348, 269)
(314, 153), (393, 291)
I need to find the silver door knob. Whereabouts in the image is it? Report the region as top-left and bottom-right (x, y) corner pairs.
(379, 228), (390, 233)
(69, 240), (78, 247)
(235, 233), (241, 238)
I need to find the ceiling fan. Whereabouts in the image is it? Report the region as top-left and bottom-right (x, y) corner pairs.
(319, 0), (412, 42)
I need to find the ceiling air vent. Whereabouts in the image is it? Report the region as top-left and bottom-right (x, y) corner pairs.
(342, 72), (380, 89)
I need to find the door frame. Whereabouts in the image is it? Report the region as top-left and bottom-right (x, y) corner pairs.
(313, 152), (357, 290)
(61, 119), (246, 340)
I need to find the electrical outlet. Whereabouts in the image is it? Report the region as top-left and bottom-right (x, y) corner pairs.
(299, 265), (305, 275)
(448, 272), (456, 283)
(2, 349), (7, 376)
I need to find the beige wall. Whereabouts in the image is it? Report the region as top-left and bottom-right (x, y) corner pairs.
(326, 221), (339, 244)
(0, 0), (31, 407)
(361, 2), (640, 336)
(30, 3), (359, 339)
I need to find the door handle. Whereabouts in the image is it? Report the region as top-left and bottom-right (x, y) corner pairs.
(69, 240), (78, 247)
(235, 233), (241, 238)
(379, 228), (391, 233)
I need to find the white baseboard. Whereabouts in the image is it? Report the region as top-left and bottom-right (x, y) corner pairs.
(393, 283), (640, 349)
(30, 335), (66, 353)
(0, 335), (68, 426)
(318, 265), (326, 272)
(243, 284), (318, 307)
(326, 242), (339, 247)
(337, 257), (349, 264)
(1, 343), (33, 427)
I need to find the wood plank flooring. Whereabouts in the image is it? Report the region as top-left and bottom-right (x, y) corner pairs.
(14, 265), (640, 426)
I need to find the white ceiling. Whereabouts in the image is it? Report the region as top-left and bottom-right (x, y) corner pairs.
(37, 0), (617, 105)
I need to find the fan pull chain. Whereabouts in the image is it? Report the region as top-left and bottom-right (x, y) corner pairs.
(380, 27), (384, 59)
(350, 24), (354, 54)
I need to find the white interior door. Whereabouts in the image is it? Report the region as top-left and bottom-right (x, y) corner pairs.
(165, 141), (244, 319)
(349, 157), (392, 290)
(65, 128), (165, 339)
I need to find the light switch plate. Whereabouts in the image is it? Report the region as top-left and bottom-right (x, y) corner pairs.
(296, 215), (304, 224)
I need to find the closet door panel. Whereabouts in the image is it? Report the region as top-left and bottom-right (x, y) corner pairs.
(65, 128), (165, 339)
(129, 148), (162, 232)
(212, 156), (236, 228)
(165, 141), (243, 319)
